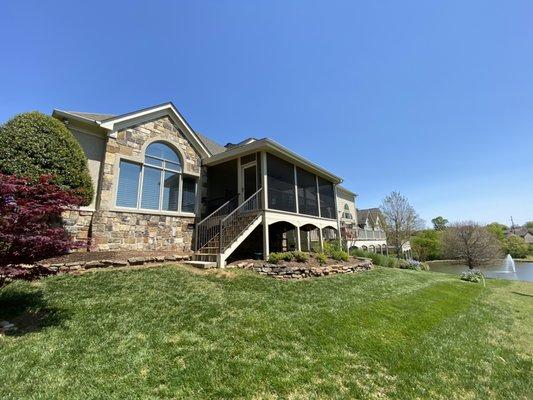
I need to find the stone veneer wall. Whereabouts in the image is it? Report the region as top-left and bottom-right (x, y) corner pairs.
(63, 116), (202, 253)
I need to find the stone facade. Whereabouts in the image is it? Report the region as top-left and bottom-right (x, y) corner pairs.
(90, 211), (194, 252)
(62, 209), (94, 246)
(63, 116), (202, 253)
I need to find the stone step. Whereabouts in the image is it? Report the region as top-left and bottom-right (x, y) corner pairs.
(183, 260), (217, 269)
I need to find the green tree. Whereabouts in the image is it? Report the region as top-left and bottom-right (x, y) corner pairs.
(486, 222), (508, 241)
(525, 221), (533, 229)
(0, 112), (93, 205)
(431, 216), (448, 231)
(502, 236), (529, 259)
(411, 230), (442, 261)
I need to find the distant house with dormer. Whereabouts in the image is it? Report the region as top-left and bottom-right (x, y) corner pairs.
(506, 226), (533, 244)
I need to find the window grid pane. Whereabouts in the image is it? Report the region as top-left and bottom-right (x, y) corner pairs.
(162, 172), (180, 211)
(145, 142), (181, 164)
(141, 166), (162, 210)
(116, 160), (141, 208)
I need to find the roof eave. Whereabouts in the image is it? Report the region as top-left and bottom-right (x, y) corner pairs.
(203, 138), (342, 183)
(52, 109), (102, 125)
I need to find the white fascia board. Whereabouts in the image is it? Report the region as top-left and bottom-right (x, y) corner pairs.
(99, 103), (211, 158)
(203, 138), (343, 184)
(52, 109), (101, 125)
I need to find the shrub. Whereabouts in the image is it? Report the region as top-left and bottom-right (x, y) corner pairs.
(502, 236), (529, 259)
(398, 259), (429, 271)
(293, 251), (309, 262)
(268, 252), (294, 264)
(350, 248), (398, 268)
(323, 240), (342, 257)
(0, 174), (83, 283)
(316, 252), (327, 265)
(0, 112), (94, 205)
(460, 269), (485, 283)
(331, 250), (349, 262)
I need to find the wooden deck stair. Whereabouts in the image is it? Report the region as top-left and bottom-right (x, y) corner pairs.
(194, 188), (263, 267)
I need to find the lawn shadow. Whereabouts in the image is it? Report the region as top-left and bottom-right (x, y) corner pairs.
(0, 286), (65, 336)
(511, 291), (533, 298)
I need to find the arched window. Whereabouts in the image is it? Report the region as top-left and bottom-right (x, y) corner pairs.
(342, 203), (353, 220)
(115, 142), (196, 213)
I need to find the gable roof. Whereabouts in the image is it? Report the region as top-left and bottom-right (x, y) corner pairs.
(196, 132), (227, 155)
(357, 208), (381, 228)
(54, 102), (211, 158)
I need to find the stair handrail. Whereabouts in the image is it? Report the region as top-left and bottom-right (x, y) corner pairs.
(196, 195), (239, 250)
(219, 188), (263, 252)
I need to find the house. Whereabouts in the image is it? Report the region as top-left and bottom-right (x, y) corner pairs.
(506, 226), (533, 244)
(336, 188), (389, 254)
(53, 102), (343, 267)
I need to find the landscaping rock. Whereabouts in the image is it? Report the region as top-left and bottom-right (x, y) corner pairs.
(111, 260), (128, 267)
(85, 260), (105, 268)
(128, 257), (146, 265)
(235, 258), (373, 279)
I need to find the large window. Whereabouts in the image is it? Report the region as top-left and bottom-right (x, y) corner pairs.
(318, 177), (336, 219)
(267, 154), (296, 212)
(343, 204), (353, 219)
(296, 167), (318, 216)
(115, 142), (196, 213)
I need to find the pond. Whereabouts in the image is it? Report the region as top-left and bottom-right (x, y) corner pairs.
(428, 260), (533, 282)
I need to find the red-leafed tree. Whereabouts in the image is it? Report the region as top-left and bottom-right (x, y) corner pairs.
(0, 174), (83, 273)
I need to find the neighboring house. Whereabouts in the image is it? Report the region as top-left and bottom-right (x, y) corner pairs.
(54, 102), (344, 267)
(506, 227), (533, 244)
(336, 188), (388, 254)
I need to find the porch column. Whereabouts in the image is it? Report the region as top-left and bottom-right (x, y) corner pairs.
(334, 184), (342, 249)
(237, 156), (242, 205)
(260, 151), (268, 210)
(318, 227), (324, 252)
(295, 226), (301, 251)
(262, 213), (269, 260)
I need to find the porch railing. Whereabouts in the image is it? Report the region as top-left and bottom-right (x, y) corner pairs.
(356, 229), (386, 240)
(196, 195), (239, 251)
(219, 188), (263, 252)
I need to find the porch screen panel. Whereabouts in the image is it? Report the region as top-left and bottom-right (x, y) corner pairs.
(267, 154), (296, 212)
(318, 177), (336, 219)
(181, 176), (197, 213)
(296, 167), (319, 216)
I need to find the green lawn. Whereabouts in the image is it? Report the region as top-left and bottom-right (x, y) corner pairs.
(0, 266), (531, 399)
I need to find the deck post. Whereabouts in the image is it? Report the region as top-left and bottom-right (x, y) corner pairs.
(260, 151), (268, 210)
(262, 212), (269, 260)
(295, 226), (301, 251)
(318, 227), (324, 252)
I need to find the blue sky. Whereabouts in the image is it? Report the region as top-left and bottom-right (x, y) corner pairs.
(1, 1), (532, 226)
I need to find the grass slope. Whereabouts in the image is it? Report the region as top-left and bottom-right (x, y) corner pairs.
(0, 266), (531, 399)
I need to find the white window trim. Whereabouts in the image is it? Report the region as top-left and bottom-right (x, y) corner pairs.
(112, 148), (198, 216)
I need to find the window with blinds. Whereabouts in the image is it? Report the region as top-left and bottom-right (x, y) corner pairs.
(116, 160), (141, 208)
(115, 142), (196, 214)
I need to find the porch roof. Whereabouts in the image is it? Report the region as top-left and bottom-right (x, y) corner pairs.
(202, 138), (343, 184)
